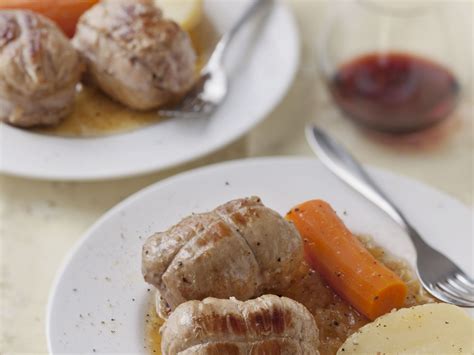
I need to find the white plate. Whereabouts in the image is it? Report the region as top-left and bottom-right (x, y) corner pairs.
(47, 157), (474, 354)
(0, 0), (299, 181)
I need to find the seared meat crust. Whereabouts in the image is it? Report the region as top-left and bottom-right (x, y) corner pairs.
(161, 295), (320, 355)
(142, 197), (303, 317)
(73, 0), (196, 110)
(0, 10), (83, 127)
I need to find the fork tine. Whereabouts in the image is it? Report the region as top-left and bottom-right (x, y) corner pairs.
(188, 99), (206, 113)
(157, 90), (201, 118)
(434, 285), (474, 307)
(199, 101), (217, 115)
(436, 282), (474, 306)
(448, 276), (474, 296)
(158, 98), (203, 118)
(159, 101), (216, 118)
(455, 273), (474, 289)
(183, 96), (203, 112)
(158, 109), (207, 119)
(158, 109), (182, 118)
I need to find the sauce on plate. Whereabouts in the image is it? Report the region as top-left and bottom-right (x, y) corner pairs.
(146, 303), (165, 355)
(144, 235), (433, 355)
(35, 84), (164, 137)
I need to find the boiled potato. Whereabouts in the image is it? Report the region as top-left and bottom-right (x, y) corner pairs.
(154, 0), (203, 31)
(337, 303), (474, 354)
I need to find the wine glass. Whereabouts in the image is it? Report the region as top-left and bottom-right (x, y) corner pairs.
(318, 0), (465, 133)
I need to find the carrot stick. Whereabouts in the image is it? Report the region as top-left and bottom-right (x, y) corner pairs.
(286, 199), (408, 320)
(0, 0), (98, 37)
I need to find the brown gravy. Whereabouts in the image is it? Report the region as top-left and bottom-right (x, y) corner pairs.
(144, 236), (433, 355)
(34, 18), (215, 138)
(145, 305), (165, 355)
(34, 84), (164, 137)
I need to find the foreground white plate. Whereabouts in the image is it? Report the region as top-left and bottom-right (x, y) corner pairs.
(0, 0), (299, 181)
(47, 157), (474, 353)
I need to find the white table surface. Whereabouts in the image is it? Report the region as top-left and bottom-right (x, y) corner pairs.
(0, 0), (472, 353)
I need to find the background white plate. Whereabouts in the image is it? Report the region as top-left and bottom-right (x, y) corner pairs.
(47, 157), (473, 354)
(0, 0), (299, 181)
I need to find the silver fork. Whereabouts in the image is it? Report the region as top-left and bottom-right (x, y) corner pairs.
(159, 0), (274, 119)
(306, 124), (474, 308)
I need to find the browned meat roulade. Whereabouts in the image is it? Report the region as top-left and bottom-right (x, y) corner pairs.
(142, 197), (304, 317)
(0, 10), (83, 127)
(73, 0), (196, 110)
(161, 295), (320, 355)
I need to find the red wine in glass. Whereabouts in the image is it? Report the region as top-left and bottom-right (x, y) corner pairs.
(330, 52), (460, 133)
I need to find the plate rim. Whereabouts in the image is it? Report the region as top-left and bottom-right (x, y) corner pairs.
(46, 156), (473, 353)
(0, 0), (300, 181)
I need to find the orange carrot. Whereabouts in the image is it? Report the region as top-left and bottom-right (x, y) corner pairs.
(286, 199), (408, 320)
(0, 0), (98, 37)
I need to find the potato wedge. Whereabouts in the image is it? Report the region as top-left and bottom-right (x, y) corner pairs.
(337, 303), (474, 354)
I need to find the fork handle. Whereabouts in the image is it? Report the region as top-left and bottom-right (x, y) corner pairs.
(205, 0), (273, 70)
(305, 125), (430, 250)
